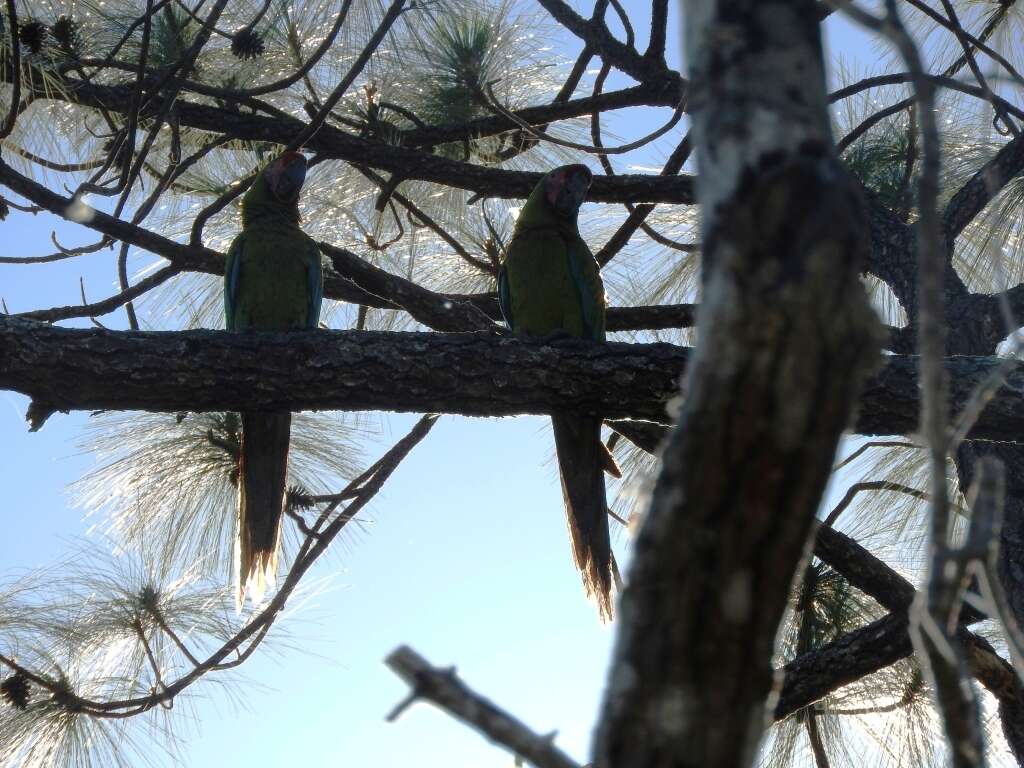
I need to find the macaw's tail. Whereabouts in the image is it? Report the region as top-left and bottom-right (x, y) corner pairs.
(237, 411), (291, 607)
(552, 413), (616, 621)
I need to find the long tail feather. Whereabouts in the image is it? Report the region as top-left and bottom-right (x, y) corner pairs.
(237, 411), (291, 606)
(552, 413), (614, 621)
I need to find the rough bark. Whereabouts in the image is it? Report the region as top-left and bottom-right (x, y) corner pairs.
(0, 316), (685, 423)
(6, 317), (1024, 441)
(601, 443), (1024, 749)
(592, 2), (882, 767)
(775, 613), (913, 720)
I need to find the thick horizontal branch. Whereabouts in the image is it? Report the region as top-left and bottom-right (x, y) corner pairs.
(4, 318), (1024, 440)
(776, 612), (1021, 729)
(0, 318), (687, 423)
(605, 303), (697, 331)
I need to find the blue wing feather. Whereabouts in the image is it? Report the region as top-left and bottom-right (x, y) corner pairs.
(224, 234), (244, 331)
(307, 242), (323, 329)
(566, 240), (599, 341)
(496, 263), (513, 330)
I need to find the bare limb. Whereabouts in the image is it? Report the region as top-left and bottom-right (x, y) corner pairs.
(385, 645), (580, 768)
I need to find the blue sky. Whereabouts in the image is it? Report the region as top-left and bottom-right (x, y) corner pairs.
(0, 5), (881, 766)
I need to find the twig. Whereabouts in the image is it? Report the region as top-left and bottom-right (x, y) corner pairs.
(385, 645), (581, 768)
(287, 0), (407, 153)
(134, 619), (170, 703)
(78, 277), (108, 329)
(829, 73), (1024, 123)
(0, 237), (109, 264)
(832, 440), (919, 472)
(936, 0), (1018, 136)
(482, 82), (685, 157)
(594, 133), (693, 266)
(17, 264), (180, 322)
(0, 415), (437, 718)
(834, 1), (982, 764)
(901, 0), (1024, 88)
(821, 479), (951, 528)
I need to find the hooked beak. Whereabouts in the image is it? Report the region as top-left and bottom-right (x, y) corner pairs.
(267, 152), (308, 202)
(564, 166), (591, 208)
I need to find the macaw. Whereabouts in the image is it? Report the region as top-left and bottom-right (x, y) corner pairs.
(497, 164), (621, 620)
(224, 151), (323, 604)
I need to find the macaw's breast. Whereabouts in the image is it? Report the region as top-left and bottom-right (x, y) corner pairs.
(231, 228), (319, 330)
(505, 229), (590, 338)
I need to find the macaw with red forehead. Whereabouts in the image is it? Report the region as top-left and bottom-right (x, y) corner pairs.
(224, 151), (323, 604)
(497, 164), (621, 620)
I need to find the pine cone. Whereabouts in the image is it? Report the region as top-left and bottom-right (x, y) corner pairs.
(51, 16), (82, 55)
(1, 673), (30, 710)
(230, 27), (265, 60)
(286, 485), (316, 512)
(18, 20), (48, 54)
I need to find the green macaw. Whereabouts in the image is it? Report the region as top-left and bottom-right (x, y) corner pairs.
(224, 151), (323, 604)
(497, 164), (621, 620)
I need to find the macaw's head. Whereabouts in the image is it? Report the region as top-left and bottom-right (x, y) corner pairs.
(243, 152), (307, 225)
(262, 151), (307, 205)
(543, 164), (592, 218)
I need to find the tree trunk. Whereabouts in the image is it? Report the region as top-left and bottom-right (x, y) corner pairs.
(593, 2), (882, 766)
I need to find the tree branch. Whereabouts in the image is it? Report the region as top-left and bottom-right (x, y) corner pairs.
(7, 317), (1024, 440)
(943, 130), (1024, 241)
(4, 67), (695, 205)
(385, 646), (580, 768)
(776, 523), (1024, 760)
(401, 81), (683, 149)
(536, 0), (677, 85)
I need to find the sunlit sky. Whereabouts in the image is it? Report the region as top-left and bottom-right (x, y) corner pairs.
(0, 4), (881, 766)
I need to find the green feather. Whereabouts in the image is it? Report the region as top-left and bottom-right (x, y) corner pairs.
(498, 165), (618, 620)
(225, 172), (322, 331)
(500, 169), (606, 340)
(223, 157), (323, 605)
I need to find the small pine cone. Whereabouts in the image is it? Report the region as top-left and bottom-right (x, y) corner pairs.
(1, 673), (30, 710)
(230, 27), (265, 60)
(0, 197), (9, 222)
(18, 20), (48, 54)
(51, 16), (81, 55)
(286, 485), (315, 512)
(138, 584), (160, 613)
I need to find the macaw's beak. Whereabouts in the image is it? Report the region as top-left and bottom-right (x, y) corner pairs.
(546, 164), (592, 217)
(267, 152), (308, 203)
